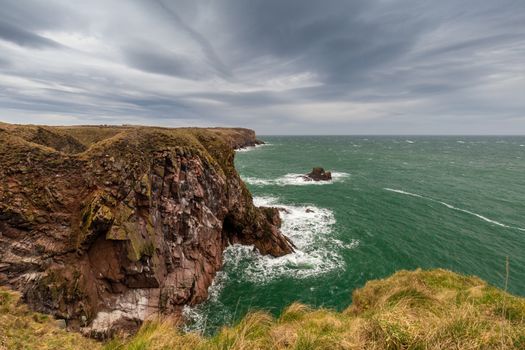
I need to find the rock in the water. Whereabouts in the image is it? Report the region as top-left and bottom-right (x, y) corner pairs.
(303, 167), (332, 181)
(277, 207), (291, 214)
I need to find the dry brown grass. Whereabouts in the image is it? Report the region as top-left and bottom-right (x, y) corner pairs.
(0, 258), (525, 350)
(104, 269), (525, 349)
(0, 288), (100, 350)
(3, 268), (524, 349)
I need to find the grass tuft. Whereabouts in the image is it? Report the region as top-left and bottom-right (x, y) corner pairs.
(2, 269), (525, 349)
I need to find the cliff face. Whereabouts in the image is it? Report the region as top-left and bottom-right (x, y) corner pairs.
(0, 124), (293, 337)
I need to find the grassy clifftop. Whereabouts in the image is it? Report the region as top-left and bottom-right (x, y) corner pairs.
(2, 269), (524, 349)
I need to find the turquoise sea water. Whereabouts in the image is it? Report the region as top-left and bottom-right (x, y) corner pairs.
(185, 136), (525, 333)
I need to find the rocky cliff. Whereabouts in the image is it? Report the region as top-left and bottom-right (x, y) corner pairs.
(0, 123), (293, 337)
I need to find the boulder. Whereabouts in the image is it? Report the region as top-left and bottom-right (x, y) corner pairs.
(303, 167), (332, 181)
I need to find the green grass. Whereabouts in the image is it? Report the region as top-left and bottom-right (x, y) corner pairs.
(105, 269), (525, 349)
(0, 288), (99, 350)
(2, 269), (524, 349)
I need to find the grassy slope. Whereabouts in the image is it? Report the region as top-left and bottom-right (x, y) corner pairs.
(105, 269), (525, 350)
(0, 289), (99, 350)
(2, 269), (523, 349)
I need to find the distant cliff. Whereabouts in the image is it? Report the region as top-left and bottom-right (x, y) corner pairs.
(0, 123), (293, 337)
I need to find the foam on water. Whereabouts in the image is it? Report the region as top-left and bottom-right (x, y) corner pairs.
(235, 143), (272, 153)
(182, 195), (358, 333)
(384, 188), (423, 198)
(182, 271), (229, 333)
(224, 195), (352, 283)
(385, 188), (525, 232)
(241, 177), (273, 186)
(242, 172), (350, 187)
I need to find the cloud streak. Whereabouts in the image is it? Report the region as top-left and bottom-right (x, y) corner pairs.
(0, 0), (524, 134)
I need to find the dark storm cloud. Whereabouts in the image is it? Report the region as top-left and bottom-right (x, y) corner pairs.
(123, 45), (207, 80)
(0, 20), (62, 48)
(216, 0), (426, 83)
(0, 0), (524, 133)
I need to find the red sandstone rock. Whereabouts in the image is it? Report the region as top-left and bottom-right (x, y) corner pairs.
(0, 124), (292, 337)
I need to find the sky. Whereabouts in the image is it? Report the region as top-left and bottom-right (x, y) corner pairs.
(0, 0), (524, 134)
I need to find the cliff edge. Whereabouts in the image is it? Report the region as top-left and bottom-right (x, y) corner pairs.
(0, 123), (293, 337)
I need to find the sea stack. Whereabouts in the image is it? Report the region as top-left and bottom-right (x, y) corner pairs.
(303, 167), (332, 181)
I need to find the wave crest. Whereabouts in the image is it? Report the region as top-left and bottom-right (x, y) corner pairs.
(243, 172), (350, 187)
(384, 188), (525, 232)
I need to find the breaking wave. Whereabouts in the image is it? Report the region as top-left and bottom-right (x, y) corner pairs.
(182, 195), (358, 333)
(226, 195), (356, 283)
(242, 172), (350, 186)
(235, 144), (272, 153)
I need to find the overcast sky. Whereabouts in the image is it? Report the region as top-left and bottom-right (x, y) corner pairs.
(0, 0), (524, 134)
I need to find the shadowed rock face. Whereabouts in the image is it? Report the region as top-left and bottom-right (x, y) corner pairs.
(0, 124), (293, 337)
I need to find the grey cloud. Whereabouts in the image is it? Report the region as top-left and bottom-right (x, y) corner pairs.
(217, 0), (429, 82)
(0, 0), (524, 134)
(123, 45), (208, 79)
(152, 0), (232, 79)
(0, 56), (9, 67)
(0, 20), (62, 48)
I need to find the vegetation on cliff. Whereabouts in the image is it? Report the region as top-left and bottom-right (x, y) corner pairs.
(0, 288), (98, 350)
(0, 123), (292, 336)
(2, 269), (524, 349)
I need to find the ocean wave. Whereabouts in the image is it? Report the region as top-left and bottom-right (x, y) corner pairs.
(181, 195), (358, 333)
(242, 172), (350, 187)
(235, 143), (272, 153)
(384, 188), (423, 198)
(241, 177), (273, 186)
(182, 271), (229, 333)
(223, 196), (355, 284)
(384, 188), (525, 232)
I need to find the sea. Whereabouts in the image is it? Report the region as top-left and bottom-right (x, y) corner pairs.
(184, 135), (525, 334)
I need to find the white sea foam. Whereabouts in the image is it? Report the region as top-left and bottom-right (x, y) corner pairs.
(182, 195), (359, 332)
(406, 140), (415, 144)
(235, 143), (272, 152)
(242, 172), (350, 187)
(457, 141), (465, 144)
(384, 188), (423, 198)
(182, 270), (229, 333)
(222, 196), (356, 284)
(384, 188), (525, 232)
(252, 195), (280, 206)
(241, 177), (273, 186)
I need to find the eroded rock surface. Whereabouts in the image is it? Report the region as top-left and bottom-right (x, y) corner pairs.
(0, 124), (293, 337)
